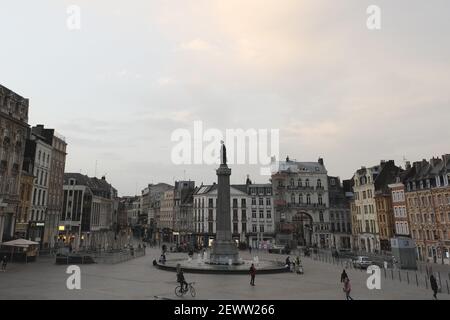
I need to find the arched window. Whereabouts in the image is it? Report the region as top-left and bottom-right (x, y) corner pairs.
(305, 179), (310, 187)
(317, 179), (322, 187)
(290, 179), (294, 187)
(299, 193), (303, 204)
(298, 179), (302, 187)
(318, 194), (323, 205)
(291, 193), (295, 203)
(306, 194), (311, 204)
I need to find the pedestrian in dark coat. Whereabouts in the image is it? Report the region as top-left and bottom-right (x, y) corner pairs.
(250, 264), (256, 286)
(341, 270), (348, 283)
(430, 274), (439, 300)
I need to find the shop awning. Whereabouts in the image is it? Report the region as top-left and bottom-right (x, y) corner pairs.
(2, 239), (40, 248)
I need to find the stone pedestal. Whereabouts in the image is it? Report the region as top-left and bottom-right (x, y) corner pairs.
(209, 164), (241, 265)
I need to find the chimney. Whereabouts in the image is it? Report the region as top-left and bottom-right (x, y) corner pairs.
(246, 174), (252, 185)
(101, 176), (106, 180)
(318, 157), (324, 166)
(405, 161), (411, 169)
(286, 156), (290, 162)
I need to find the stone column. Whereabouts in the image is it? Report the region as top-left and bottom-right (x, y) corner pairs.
(209, 164), (241, 265)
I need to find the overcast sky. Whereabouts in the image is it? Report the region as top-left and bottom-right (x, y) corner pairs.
(1, 0), (449, 196)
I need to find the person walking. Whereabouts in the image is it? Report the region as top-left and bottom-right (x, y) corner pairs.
(285, 256), (291, 270)
(343, 277), (353, 300)
(430, 274), (439, 300)
(1, 256), (7, 272)
(249, 246), (252, 254)
(341, 270), (348, 283)
(250, 264), (256, 286)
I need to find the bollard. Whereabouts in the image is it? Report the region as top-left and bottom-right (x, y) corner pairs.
(399, 271), (402, 282)
(416, 273), (419, 287)
(391, 269), (394, 280)
(407, 272), (409, 285)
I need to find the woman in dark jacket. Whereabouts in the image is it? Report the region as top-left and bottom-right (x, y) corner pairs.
(430, 274), (439, 300)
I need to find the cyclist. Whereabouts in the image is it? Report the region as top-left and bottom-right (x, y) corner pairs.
(176, 265), (188, 292)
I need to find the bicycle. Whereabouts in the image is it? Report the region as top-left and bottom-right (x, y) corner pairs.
(175, 282), (196, 298)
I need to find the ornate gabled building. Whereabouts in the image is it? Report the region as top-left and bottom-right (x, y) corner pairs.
(404, 155), (450, 264)
(351, 160), (402, 253)
(0, 84), (29, 242)
(271, 157), (331, 249)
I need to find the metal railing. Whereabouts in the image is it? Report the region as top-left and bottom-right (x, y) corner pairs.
(306, 250), (450, 295)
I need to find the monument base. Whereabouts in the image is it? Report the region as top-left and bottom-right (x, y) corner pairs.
(208, 240), (242, 265)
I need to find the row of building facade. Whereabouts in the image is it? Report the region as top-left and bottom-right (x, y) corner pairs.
(0, 84), (68, 248)
(124, 155), (449, 265)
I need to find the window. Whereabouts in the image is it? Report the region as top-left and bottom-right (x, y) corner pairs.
(233, 210), (238, 221)
(319, 212), (324, 222)
(266, 198), (271, 206)
(242, 209), (247, 220)
(298, 179), (302, 187)
(233, 223), (238, 233)
(318, 194), (323, 205)
(241, 199), (246, 207)
(259, 197), (264, 206)
(252, 197), (256, 205)
(233, 198), (238, 208)
(266, 210), (272, 219)
(290, 179), (294, 187)
(252, 224), (257, 233)
(252, 210), (257, 219)
(305, 179), (310, 187)
(306, 194), (311, 204)
(242, 223), (247, 232)
(259, 210), (264, 219)
(260, 225), (265, 233)
(299, 193), (303, 204)
(291, 193), (295, 203)
(317, 179), (322, 187)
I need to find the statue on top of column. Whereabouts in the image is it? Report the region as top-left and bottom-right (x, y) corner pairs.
(220, 140), (227, 165)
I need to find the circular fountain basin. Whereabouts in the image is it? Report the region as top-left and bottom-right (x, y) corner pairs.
(156, 258), (289, 274)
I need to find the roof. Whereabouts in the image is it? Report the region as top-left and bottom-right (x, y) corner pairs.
(271, 159), (327, 175)
(194, 184), (249, 196)
(64, 173), (116, 193)
(405, 154), (450, 183)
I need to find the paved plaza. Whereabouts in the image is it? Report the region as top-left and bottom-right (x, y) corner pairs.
(0, 247), (447, 300)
